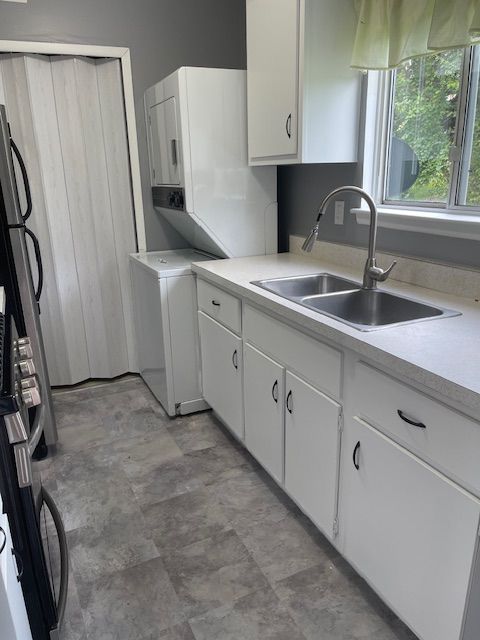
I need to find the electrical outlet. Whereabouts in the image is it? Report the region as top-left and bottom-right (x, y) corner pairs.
(334, 200), (345, 225)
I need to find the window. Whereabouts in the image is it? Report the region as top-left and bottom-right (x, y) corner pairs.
(378, 47), (480, 213)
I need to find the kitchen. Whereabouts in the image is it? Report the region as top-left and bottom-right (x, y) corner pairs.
(0, 1), (479, 639)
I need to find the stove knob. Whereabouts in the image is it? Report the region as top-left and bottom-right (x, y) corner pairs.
(18, 359), (36, 377)
(20, 376), (37, 390)
(16, 337), (33, 359)
(21, 384), (41, 408)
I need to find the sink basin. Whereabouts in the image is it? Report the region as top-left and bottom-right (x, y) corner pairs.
(251, 272), (460, 330)
(252, 273), (359, 300)
(301, 289), (460, 331)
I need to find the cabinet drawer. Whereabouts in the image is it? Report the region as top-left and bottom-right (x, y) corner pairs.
(197, 279), (241, 334)
(244, 305), (341, 399)
(354, 362), (480, 496)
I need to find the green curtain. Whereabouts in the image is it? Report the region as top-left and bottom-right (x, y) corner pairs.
(351, 0), (480, 70)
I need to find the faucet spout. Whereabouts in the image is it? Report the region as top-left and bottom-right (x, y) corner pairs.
(301, 185), (396, 290)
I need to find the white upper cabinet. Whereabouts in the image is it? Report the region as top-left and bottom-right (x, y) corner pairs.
(246, 0), (362, 165)
(247, 0), (299, 160)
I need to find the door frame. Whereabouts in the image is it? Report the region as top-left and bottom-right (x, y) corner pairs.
(0, 39), (146, 251)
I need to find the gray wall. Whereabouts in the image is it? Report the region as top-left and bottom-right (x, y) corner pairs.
(0, 0), (246, 250)
(278, 163), (480, 270)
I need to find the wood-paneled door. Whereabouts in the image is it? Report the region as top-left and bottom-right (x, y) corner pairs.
(0, 54), (137, 385)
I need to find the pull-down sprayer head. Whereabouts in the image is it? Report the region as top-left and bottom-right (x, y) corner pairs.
(301, 221), (321, 252)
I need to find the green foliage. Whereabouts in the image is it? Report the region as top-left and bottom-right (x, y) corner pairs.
(391, 50), (462, 203)
(466, 84), (480, 205)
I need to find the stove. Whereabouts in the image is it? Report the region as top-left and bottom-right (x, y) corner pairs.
(0, 285), (68, 638)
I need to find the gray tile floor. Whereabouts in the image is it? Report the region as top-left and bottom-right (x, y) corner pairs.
(41, 375), (417, 640)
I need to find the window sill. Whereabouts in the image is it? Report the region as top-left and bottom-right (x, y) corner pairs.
(353, 206), (480, 241)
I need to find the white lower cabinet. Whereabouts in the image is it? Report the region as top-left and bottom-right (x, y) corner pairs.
(285, 371), (341, 537)
(198, 311), (244, 439)
(244, 343), (285, 483)
(341, 417), (480, 640)
(197, 280), (480, 640)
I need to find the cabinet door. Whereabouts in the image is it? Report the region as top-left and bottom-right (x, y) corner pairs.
(198, 311), (244, 439)
(342, 418), (480, 640)
(244, 344), (285, 483)
(247, 0), (299, 161)
(285, 371), (341, 536)
(149, 96), (180, 185)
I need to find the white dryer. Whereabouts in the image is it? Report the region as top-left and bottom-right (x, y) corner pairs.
(144, 67), (278, 258)
(130, 249), (213, 416)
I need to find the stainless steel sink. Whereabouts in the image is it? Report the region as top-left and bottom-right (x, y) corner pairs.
(301, 289), (459, 330)
(252, 273), (359, 300)
(251, 272), (460, 330)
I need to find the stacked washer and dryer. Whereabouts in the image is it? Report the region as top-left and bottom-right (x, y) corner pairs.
(130, 67), (277, 416)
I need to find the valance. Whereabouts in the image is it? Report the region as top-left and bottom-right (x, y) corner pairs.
(351, 0), (480, 70)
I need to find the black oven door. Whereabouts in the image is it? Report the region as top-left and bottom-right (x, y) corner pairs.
(1, 409), (69, 640)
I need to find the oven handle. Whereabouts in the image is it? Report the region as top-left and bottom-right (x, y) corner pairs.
(10, 138), (32, 222)
(28, 402), (44, 454)
(41, 487), (69, 626)
(24, 227), (43, 302)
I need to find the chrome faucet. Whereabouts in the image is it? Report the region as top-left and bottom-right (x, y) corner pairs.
(301, 185), (396, 290)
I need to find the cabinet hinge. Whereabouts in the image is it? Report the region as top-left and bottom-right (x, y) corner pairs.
(337, 407), (344, 433)
(333, 518), (339, 538)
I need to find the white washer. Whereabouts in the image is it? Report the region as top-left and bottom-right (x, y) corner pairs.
(129, 249), (213, 416)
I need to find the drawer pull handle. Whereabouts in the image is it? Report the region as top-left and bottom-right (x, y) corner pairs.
(232, 350), (238, 370)
(211, 300), (221, 307)
(286, 390), (293, 414)
(353, 441), (360, 470)
(397, 410), (426, 429)
(272, 380), (278, 403)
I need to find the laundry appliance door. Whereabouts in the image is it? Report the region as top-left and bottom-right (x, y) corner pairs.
(149, 97), (180, 186)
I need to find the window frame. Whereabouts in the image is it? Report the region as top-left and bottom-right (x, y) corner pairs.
(358, 47), (480, 239)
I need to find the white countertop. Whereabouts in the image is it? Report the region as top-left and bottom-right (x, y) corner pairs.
(192, 253), (480, 415)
